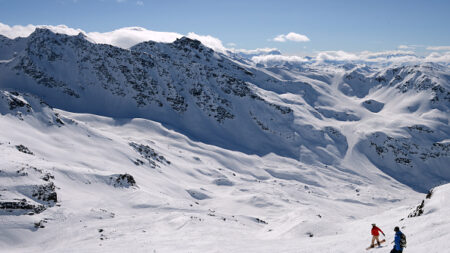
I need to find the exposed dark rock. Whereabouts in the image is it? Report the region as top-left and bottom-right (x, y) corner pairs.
(7, 95), (31, 111)
(54, 113), (65, 125)
(173, 37), (203, 51)
(395, 157), (411, 165)
(129, 142), (170, 168)
(15, 145), (34, 155)
(408, 200), (425, 218)
(111, 173), (136, 188)
(255, 217), (268, 224)
(426, 189), (434, 199)
(34, 219), (47, 229)
(16, 167), (29, 176)
(41, 173), (55, 182)
(369, 133), (449, 163)
(32, 182), (57, 203)
(407, 125), (434, 133)
(133, 159), (145, 166)
(0, 199), (45, 214)
(408, 187), (435, 218)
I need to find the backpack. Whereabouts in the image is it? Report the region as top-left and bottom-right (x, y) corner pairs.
(400, 233), (407, 248)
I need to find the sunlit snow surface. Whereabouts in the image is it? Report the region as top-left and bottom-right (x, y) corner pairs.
(0, 29), (449, 252)
(0, 107), (447, 252)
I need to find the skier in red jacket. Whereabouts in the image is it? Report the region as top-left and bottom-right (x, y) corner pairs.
(370, 223), (385, 248)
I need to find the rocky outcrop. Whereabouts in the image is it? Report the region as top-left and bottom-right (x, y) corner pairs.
(0, 164), (57, 215)
(129, 142), (170, 168)
(110, 174), (136, 188)
(408, 188), (434, 218)
(0, 199), (45, 215)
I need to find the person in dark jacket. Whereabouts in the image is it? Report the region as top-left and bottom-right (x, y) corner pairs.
(391, 226), (404, 253)
(370, 223), (385, 248)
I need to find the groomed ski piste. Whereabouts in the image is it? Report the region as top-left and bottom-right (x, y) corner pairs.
(0, 27), (449, 252)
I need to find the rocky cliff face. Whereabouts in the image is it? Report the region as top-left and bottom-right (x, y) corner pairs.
(0, 29), (302, 157)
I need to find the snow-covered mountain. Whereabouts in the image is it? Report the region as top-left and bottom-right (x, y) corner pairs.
(0, 29), (449, 252)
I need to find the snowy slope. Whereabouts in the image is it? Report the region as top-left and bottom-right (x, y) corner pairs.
(0, 93), (418, 252)
(0, 91), (448, 253)
(256, 62), (450, 191)
(0, 28), (449, 252)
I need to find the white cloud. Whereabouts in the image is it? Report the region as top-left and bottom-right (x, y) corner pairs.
(253, 49), (450, 65)
(186, 32), (227, 53)
(273, 32), (310, 42)
(360, 50), (417, 61)
(314, 50), (421, 63)
(88, 27), (182, 48)
(316, 50), (359, 62)
(0, 23), (83, 38)
(398, 45), (412, 49)
(319, 50), (450, 64)
(232, 48), (281, 59)
(424, 51), (450, 62)
(426, 46), (450, 51)
(252, 54), (310, 64)
(136, 1), (144, 5)
(233, 48), (279, 55)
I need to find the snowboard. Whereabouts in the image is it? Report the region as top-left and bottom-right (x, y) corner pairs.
(366, 239), (386, 250)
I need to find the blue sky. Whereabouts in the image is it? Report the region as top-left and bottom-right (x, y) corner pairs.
(1, 0), (449, 55)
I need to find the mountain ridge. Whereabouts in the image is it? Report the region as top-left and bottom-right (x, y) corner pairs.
(0, 28), (449, 191)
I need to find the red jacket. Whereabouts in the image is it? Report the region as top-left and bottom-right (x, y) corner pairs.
(371, 226), (384, 236)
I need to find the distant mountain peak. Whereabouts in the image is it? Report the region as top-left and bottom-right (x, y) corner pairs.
(29, 27), (57, 37)
(173, 36), (207, 51)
